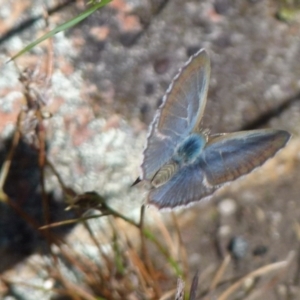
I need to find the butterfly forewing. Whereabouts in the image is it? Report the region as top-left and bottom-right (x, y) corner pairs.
(201, 129), (290, 186)
(141, 49), (210, 180)
(157, 49), (210, 136)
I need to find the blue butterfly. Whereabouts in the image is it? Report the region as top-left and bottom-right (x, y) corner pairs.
(137, 49), (290, 209)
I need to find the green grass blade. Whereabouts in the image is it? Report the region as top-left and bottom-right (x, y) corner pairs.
(143, 228), (183, 277)
(9, 0), (112, 61)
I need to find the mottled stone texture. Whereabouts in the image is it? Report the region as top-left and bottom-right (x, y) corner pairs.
(0, 0), (300, 299)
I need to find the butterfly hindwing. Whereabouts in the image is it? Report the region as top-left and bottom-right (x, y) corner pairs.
(148, 162), (217, 209)
(201, 129), (290, 186)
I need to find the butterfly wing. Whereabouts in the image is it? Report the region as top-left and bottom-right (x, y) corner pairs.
(148, 129), (290, 209)
(148, 162), (217, 209)
(141, 49), (211, 180)
(201, 129), (291, 185)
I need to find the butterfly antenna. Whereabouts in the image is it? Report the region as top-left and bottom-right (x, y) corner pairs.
(131, 177), (141, 187)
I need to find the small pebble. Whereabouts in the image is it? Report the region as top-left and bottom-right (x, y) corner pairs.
(228, 236), (248, 259)
(243, 277), (254, 290)
(214, 0), (231, 15)
(153, 57), (170, 74)
(252, 245), (268, 256)
(218, 225), (231, 237)
(218, 198), (237, 216)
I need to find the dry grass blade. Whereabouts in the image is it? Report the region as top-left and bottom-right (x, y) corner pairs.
(205, 253), (231, 299)
(293, 222), (300, 285)
(171, 212), (188, 279)
(153, 211), (177, 257)
(159, 288), (177, 300)
(82, 219), (112, 275)
(126, 227), (163, 299)
(0, 114), (22, 202)
(218, 251), (295, 300)
(189, 270), (200, 300)
(53, 273), (95, 300)
(126, 240), (156, 297)
(243, 270), (291, 300)
(294, 222), (300, 241)
(175, 277), (185, 300)
(38, 215), (103, 229)
(140, 205), (159, 291)
(46, 157), (76, 197)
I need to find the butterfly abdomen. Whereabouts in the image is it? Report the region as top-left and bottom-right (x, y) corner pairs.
(151, 161), (179, 188)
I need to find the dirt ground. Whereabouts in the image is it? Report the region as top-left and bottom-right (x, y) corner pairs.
(0, 0), (300, 299)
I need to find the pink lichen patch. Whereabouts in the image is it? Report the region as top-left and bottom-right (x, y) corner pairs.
(63, 106), (95, 147)
(207, 6), (224, 23)
(72, 33), (86, 49)
(55, 58), (75, 76)
(109, 0), (142, 32)
(0, 87), (22, 98)
(90, 26), (110, 41)
(98, 80), (115, 105)
(117, 14), (142, 32)
(103, 114), (121, 131)
(0, 1), (31, 35)
(48, 96), (65, 114)
(109, 0), (130, 12)
(72, 126), (94, 147)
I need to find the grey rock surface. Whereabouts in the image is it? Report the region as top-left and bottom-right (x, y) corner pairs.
(0, 0), (300, 299)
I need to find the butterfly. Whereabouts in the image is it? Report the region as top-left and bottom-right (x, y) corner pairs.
(135, 49), (291, 209)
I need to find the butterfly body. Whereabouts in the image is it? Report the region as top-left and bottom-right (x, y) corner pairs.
(138, 49), (291, 209)
(151, 133), (207, 187)
(174, 133), (207, 165)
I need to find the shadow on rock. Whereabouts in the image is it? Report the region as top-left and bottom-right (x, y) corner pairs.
(0, 137), (76, 273)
